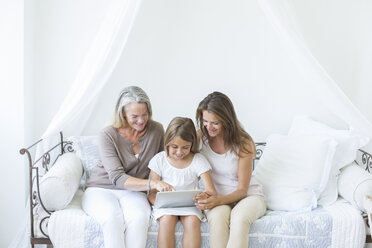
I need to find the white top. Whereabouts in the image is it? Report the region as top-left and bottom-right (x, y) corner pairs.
(148, 151), (211, 220)
(200, 140), (264, 197)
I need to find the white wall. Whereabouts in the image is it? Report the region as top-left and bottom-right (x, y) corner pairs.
(8, 0), (370, 245)
(291, 0), (372, 122)
(30, 0), (372, 143)
(0, 0), (25, 247)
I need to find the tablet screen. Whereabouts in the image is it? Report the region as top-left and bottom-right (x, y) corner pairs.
(154, 190), (202, 209)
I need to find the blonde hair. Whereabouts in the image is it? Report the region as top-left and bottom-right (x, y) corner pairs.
(112, 86), (152, 128)
(196, 91), (256, 157)
(164, 117), (198, 156)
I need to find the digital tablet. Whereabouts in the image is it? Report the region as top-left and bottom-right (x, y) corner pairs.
(153, 190), (202, 209)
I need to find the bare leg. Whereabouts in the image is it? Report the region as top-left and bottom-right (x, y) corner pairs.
(180, 215), (201, 248)
(158, 215), (178, 248)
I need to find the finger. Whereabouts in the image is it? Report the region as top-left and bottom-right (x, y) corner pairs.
(204, 192), (211, 197)
(194, 194), (204, 200)
(195, 194), (205, 200)
(197, 199), (208, 204)
(198, 204), (208, 210)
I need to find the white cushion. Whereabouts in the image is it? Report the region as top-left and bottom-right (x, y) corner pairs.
(288, 115), (369, 206)
(68, 136), (100, 179)
(338, 162), (372, 212)
(253, 134), (337, 211)
(39, 153), (83, 211)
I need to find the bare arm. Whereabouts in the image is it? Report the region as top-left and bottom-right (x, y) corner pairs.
(147, 171), (161, 205)
(196, 142), (254, 210)
(194, 171), (217, 201)
(199, 171), (216, 195)
(215, 154), (253, 205)
(124, 173), (175, 193)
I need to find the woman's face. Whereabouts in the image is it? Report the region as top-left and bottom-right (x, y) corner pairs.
(202, 110), (223, 138)
(168, 136), (192, 161)
(124, 102), (149, 132)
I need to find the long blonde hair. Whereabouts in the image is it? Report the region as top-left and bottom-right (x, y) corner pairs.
(196, 91), (255, 157)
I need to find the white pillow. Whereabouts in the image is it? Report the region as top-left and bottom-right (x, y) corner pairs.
(288, 115), (369, 206)
(69, 136), (100, 179)
(253, 134), (337, 211)
(39, 153), (83, 211)
(338, 162), (372, 212)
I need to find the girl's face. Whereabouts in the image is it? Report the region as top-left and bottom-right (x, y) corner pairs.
(202, 110), (223, 138)
(168, 136), (192, 161)
(124, 102), (149, 132)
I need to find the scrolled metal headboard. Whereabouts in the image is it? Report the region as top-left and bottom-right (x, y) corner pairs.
(20, 132), (73, 247)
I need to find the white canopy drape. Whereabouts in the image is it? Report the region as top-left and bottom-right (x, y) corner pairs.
(258, 0), (372, 140)
(13, 0), (372, 246)
(33, 0), (372, 149)
(43, 0), (142, 139)
(11, 1), (141, 247)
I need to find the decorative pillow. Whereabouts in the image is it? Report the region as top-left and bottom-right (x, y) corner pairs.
(338, 162), (372, 212)
(253, 134), (337, 211)
(68, 136), (100, 179)
(288, 115), (369, 206)
(39, 153), (83, 211)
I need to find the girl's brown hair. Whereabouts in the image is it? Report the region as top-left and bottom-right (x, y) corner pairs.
(196, 91), (256, 157)
(164, 117), (198, 156)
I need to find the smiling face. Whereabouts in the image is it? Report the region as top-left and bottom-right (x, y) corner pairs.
(124, 102), (149, 132)
(202, 110), (224, 138)
(168, 136), (192, 161)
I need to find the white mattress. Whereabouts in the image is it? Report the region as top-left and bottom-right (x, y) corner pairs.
(48, 191), (365, 248)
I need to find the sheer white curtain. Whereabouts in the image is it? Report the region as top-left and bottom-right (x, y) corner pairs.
(35, 0), (142, 163)
(258, 0), (372, 143)
(44, 0), (141, 139)
(356, 28), (372, 123)
(10, 1), (141, 247)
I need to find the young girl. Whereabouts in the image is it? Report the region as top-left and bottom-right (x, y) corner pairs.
(148, 117), (216, 248)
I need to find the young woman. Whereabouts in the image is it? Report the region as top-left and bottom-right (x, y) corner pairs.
(82, 86), (173, 248)
(195, 92), (266, 248)
(148, 117), (216, 248)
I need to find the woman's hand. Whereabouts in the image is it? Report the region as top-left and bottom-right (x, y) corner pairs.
(195, 191), (220, 210)
(152, 179), (175, 192)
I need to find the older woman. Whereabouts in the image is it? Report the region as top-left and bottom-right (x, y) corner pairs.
(82, 86), (173, 248)
(195, 92), (266, 248)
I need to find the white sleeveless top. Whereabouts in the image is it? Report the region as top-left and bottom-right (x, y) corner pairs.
(200, 140), (264, 197)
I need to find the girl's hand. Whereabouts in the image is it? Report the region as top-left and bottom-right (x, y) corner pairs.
(195, 191), (220, 210)
(194, 191), (210, 201)
(152, 179), (175, 192)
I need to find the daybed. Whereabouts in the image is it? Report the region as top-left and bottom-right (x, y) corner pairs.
(21, 117), (372, 248)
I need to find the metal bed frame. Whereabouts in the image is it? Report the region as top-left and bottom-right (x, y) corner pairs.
(20, 132), (73, 247)
(19, 134), (371, 247)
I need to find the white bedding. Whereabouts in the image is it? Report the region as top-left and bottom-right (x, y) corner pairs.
(48, 190), (104, 248)
(48, 191), (365, 248)
(324, 199), (365, 248)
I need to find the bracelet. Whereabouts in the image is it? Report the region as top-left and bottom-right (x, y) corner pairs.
(147, 178), (151, 195)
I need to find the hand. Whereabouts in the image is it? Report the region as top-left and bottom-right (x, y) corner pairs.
(152, 179), (175, 192)
(194, 191), (210, 201)
(195, 191), (219, 210)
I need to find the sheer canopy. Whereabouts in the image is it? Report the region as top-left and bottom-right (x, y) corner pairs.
(41, 0), (372, 150)
(14, 0), (372, 247)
